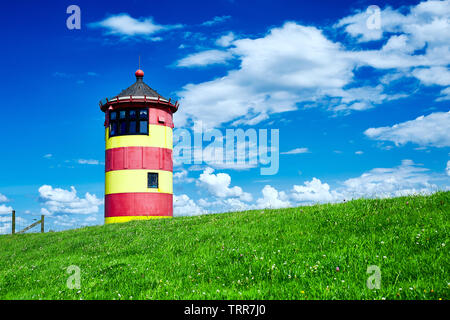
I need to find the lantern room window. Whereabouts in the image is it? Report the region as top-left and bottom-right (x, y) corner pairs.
(109, 108), (148, 137)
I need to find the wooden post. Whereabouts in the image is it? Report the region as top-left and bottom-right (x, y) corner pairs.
(41, 215), (45, 233)
(12, 210), (15, 234)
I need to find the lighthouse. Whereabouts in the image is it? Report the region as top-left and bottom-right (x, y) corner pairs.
(100, 69), (179, 224)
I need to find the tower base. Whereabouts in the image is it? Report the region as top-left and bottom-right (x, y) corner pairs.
(105, 216), (172, 224)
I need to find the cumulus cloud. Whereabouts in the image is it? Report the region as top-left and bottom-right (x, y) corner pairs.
(173, 159), (446, 215)
(176, 49), (234, 67)
(89, 13), (182, 39)
(197, 167), (252, 201)
(0, 204), (13, 215)
(175, 1), (450, 127)
(216, 32), (235, 47)
(175, 21), (400, 127)
(174, 169), (194, 183)
(38, 185), (103, 215)
(291, 178), (342, 203)
(336, 1), (450, 46)
(341, 159), (437, 198)
(364, 111), (450, 148)
(412, 66), (450, 86)
(174, 194), (207, 216)
(337, 1), (450, 76)
(256, 185), (291, 209)
(287, 160), (442, 204)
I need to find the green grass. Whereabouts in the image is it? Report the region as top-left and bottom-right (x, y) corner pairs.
(0, 192), (448, 300)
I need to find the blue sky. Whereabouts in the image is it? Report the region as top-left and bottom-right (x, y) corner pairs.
(0, 0), (449, 232)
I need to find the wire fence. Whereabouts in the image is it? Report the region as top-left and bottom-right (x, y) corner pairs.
(0, 210), (101, 235)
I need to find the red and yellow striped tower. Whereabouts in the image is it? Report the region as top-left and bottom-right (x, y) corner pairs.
(99, 69), (179, 224)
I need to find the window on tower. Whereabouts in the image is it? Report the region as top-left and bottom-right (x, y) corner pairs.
(148, 172), (158, 189)
(109, 108), (149, 137)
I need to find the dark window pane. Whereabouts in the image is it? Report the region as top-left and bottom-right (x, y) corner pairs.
(139, 109), (148, 120)
(110, 111), (116, 120)
(119, 120), (127, 134)
(120, 111), (126, 119)
(139, 121), (148, 134)
(129, 110), (136, 119)
(110, 122), (117, 136)
(148, 173), (158, 188)
(129, 121), (137, 134)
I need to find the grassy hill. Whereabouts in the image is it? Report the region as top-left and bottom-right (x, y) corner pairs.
(0, 192), (448, 300)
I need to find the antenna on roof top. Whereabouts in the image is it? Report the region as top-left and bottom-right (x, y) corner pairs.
(139, 55), (141, 70)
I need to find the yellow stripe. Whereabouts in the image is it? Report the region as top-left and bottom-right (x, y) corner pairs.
(105, 169), (173, 195)
(105, 125), (173, 150)
(105, 216), (171, 224)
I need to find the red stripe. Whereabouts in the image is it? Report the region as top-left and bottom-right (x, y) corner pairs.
(105, 193), (173, 217)
(149, 107), (174, 128)
(106, 147), (172, 172)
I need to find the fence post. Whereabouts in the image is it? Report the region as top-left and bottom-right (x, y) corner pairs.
(12, 210), (15, 234)
(41, 215), (45, 233)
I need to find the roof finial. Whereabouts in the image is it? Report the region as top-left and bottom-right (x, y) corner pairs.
(135, 56), (144, 79)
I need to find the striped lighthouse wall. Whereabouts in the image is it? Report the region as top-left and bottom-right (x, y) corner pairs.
(104, 105), (174, 224)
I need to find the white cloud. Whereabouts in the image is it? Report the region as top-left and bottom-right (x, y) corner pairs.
(256, 185), (291, 209)
(176, 22), (355, 127)
(174, 194), (207, 216)
(0, 204), (13, 215)
(341, 159), (438, 198)
(173, 159), (446, 215)
(281, 147), (309, 155)
(175, 18), (414, 127)
(0, 222), (11, 234)
(437, 87), (450, 101)
(201, 15), (231, 26)
(336, 1), (450, 45)
(38, 185), (103, 215)
(412, 66), (450, 86)
(78, 159), (103, 165)
(197, 167), (252, 201)
(89, 13), (182, 38)
(291, 178), (342, 203)
(178, 2), (450, 127)
(216, 32), (235, 47)
(355, 151), (364, 155)
(43, 154), (52, 159)
(0, 193), (8, 202)
(289, 160), (443, 204)
(176, 50), (234, 67)
(364, 111), (450, 148)
(174, 169), (194, 183)
(336, 1), (450, 85)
